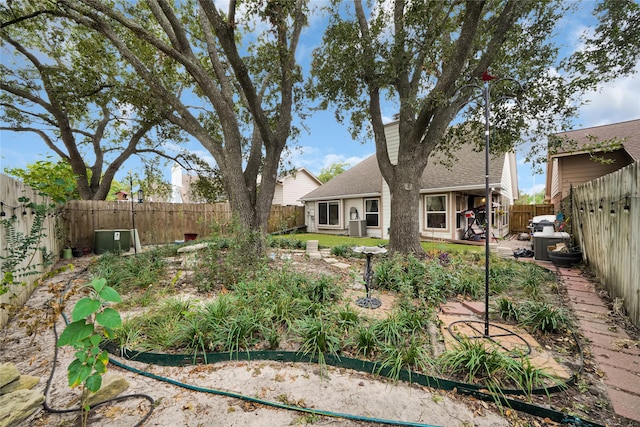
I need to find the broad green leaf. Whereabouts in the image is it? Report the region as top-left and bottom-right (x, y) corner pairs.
(98, 350), (109, 365)
(85, 373), (103, 393)
(72, 298), (101, 321)
(94, 359), (108, 374)
(68, 359), (92, 387)
(57, 320), (94, 347)
(98, 285), (121, 303)
(96, 308), (122, 329)
(75, 351), (87, 362)
(90, 278), (107, 293)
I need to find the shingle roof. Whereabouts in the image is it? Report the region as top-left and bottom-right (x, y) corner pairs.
(301, 155), (381, 200)
(301, 145), (507, 200)
(419, 143), (506, 190)
(552, 119), (640, 161)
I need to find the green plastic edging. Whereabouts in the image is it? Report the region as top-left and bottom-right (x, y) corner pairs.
(105, 344), (602, 427)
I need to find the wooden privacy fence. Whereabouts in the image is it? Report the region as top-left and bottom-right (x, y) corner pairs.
(508, 204), (555, 233)
(63, 201), (305, 249)
(572, 162), (639, 328)
(0, 174), (63, 328)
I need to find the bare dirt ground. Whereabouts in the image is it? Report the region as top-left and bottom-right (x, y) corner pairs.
(0, 251), (636, 427)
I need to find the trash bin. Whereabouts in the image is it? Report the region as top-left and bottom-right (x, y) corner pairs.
(533, 231), (569, 261)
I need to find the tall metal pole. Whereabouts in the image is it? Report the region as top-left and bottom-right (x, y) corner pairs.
(129, 173), (137, 256)
(483, 82), (491, 337)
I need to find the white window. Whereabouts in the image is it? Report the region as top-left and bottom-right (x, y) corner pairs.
(365, 198), (379, 227)
(425, 195), (447, 229)
(318, 201), (340, 226)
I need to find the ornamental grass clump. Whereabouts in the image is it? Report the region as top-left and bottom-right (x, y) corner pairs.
(437, 337), (560, 398)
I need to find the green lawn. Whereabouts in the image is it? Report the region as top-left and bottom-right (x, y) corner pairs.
(274, 232), (483, 253)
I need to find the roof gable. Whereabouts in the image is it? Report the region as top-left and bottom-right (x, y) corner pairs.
(551, 119), (640, 161)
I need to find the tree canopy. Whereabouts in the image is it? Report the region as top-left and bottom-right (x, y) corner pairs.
(31, 0), (310, 249)
(318, 162), (350, 183)
(310, 0), (639, 254)
(0, 3), (184, 200)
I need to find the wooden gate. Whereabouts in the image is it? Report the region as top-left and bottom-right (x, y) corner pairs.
(508, 204), (555, 233)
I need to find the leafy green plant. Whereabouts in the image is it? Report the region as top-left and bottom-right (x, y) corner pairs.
(353, 324), (378, 358)
(336, 304), (360, 333)
(437, 336), (559, 398)
(378, 337), (433, 382)
(89, 250), (167, 294)
(0, 197), (55, 295)
(296, 317), (341, 373)
(305, 275), (341, 304)
(330, 244), (361, 258)
(520, 301), (570, 333)
(57, 278), (122, 426)
(494, 297), (521, 322)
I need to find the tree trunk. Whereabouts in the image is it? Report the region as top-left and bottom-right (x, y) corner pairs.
(387, 170), (424, 255)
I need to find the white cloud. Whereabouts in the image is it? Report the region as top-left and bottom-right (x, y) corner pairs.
(577, 64), (640, 127)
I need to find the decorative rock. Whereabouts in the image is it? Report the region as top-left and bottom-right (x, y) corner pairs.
(86, 373), (130, 407)
(0, 389), (45, 427)
(0, 363), (20, 388)
(333, 262), (351, 270)
(177, 242), (210, 253)
(0, 375), (40, 395)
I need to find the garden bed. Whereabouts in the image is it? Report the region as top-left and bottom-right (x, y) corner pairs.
(0, 234), (634, 426)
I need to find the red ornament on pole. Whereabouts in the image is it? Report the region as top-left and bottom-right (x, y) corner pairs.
(482, 70), (498, 81)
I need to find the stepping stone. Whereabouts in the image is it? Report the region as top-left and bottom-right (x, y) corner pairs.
(440, 302), (473, 316)
(305, 240), (319, 253)
(461, 301), (486, 315)
(333, 262), (351, 269)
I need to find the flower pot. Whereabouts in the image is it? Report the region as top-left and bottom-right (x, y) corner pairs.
(547, 250), (582, 267)
(62, 248), (73, 260)
(184, 233), (198, 241)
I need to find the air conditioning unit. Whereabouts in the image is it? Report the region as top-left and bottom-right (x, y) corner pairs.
(349, 220), (367, 237)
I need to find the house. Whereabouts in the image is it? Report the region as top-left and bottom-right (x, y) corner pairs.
(300, 121), (518, 241)
(545, 119), (640, 208)
(272, 168), (322, 206)
(170, 163), (321, 206)
(170, 164), (206, 203)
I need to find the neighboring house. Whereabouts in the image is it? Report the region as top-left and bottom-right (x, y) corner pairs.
(272, 168), (322, 206)
(545, 119), (640, 208)
(300, 121), (518, 241)
(170, 164), (205, 203)
(170, 163), (321, 206)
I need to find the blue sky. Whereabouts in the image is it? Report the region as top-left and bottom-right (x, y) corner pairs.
(1, 3), (639, 198)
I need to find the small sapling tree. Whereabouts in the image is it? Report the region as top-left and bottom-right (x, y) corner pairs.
(57, 277), (121, 425)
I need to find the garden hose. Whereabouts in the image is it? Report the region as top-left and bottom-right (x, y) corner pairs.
(41, 265), (155, 427)
(102, 325), (600, 427)
(108, 355), (442, 427)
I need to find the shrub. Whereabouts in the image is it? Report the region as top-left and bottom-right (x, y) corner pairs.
(520, 301), (570, 333)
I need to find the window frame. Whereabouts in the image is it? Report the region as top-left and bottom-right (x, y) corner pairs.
(424, 194), (448, 230)
(317, 200), (341, 228)
(364, 198), (380, 228)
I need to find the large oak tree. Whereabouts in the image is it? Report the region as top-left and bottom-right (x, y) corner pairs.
(310, 0), (639, 254)
(48, 0), (308, 249)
